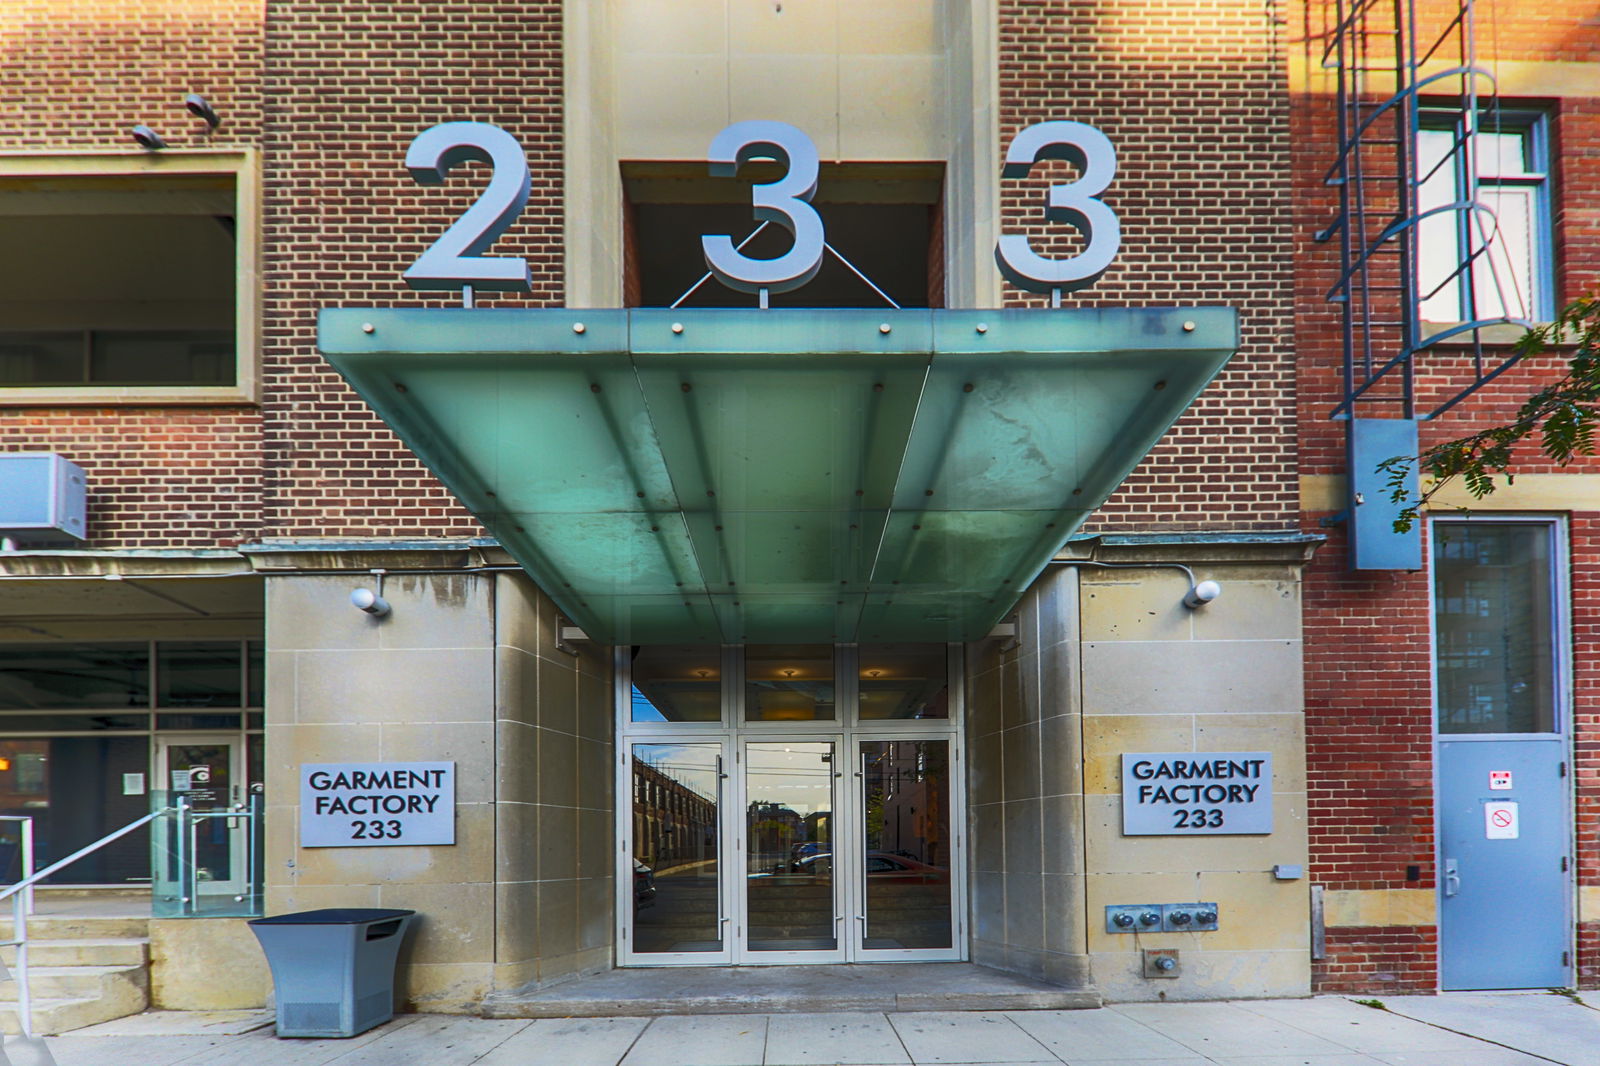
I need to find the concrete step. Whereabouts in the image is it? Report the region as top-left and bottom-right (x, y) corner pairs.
(0, 915), (150, 941)
(0, 938), (149, 968)
(0, 963), (147, 1036)
(0, 964), (147, 1001)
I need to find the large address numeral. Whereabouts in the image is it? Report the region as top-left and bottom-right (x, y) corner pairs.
(403, 122), (532, 292)
(702, 120), (826, 295)
(995, 121), (1121, 295)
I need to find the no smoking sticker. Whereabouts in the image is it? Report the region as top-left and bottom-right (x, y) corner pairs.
(1485, 801), (1519, 840)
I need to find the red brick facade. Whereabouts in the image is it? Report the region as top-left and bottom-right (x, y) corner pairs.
(999, 0), (1297, 532)
(1290, 0), (1600, 991)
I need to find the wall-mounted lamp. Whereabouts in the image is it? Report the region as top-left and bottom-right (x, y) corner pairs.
(350, 587), (391, 617)
(184, 93), (221, 130)
(130, 125), (167, 150)
(1182, 580), (1222, 610)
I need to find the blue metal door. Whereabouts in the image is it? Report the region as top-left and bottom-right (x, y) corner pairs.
(1437, 738), (1569, 989)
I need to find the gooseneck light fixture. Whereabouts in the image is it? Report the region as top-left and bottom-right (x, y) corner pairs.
(184, 93), (220, 130)
(130, 125), (166, 150)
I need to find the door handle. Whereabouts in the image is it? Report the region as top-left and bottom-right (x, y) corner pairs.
(1443, 858), (1460, 898)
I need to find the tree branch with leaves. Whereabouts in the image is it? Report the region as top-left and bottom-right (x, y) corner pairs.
(1380, 295), (1600, 533)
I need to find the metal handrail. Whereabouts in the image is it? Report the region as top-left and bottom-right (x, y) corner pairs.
(0, 816), (36, 917)
(0, 809), (161, 1037)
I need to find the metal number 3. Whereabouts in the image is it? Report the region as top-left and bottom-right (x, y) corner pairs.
(403, 122), (532, 293)
(995, 121), (1121, 296)
(701, 120), (826, 295)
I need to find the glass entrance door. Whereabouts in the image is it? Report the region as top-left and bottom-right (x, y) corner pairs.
(739, 740), (843, 961)
(627, 741), (729, 963)
(853, 738), (955, 958)
(155, 735), (245, 898)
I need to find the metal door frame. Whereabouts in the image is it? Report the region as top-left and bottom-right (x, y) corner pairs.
(615, 644), (967, 966)
(1429, 514), (1574, 989)
(153, 733), (247, 896)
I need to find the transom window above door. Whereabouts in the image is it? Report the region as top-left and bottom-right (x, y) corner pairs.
(627, 643), (954, 727)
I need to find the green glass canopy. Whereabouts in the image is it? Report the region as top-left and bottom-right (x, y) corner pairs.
(319, 307), (1235, 644)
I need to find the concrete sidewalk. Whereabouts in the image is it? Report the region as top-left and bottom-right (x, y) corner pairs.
(34, 991), (1600, 1066)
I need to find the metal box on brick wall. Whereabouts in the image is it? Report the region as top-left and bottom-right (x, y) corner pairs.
(0, 453), (87, 545)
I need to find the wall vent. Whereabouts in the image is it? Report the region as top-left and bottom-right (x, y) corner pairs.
(0, 453), (87, 545)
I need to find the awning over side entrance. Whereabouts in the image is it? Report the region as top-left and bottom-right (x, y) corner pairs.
(318, 308), (1235, 644)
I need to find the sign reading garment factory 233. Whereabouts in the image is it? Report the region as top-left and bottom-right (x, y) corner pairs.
(400, 118), (1120, 297)
(300, 762), (456, 847)
(1121, 752), (1274, 836)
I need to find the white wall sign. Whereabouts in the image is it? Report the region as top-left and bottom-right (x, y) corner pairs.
(300, 762), (456, 847)
(1121, 752), (1273, 835)
(1485, 800), (1519, 840)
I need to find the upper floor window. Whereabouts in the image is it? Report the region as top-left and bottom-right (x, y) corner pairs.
(0, 156), (256, 403)
(1417, 109), (1552, 324)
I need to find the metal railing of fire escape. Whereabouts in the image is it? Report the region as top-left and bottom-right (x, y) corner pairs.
(1314, 0), (1533, 568)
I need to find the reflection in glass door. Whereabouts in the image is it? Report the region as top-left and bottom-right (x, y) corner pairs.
(629, 742), (726, 959)
(857, 739), (954, 956)
(742, 741), (841, 958)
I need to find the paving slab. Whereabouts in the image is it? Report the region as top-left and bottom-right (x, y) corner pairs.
(41, 1035), (228, 1066)
(1371, 1050), (1555, 1066)
(1005, 1008), (1199, 1061)
(1110, 1003), (1353, 1060)
(764, 1012), (912, 1065)
(318, 1015), (530, 1066)
(474, 1016), (649, 1066)
(484, 963), (1096, 1017)
(621, 1014), (770, 1066)
(1233, 998), (1488, 1055)
(888, 1013), (1056, 1064)
(67, 1009), (273, 1036)
(1382, 992), (1600, 1066)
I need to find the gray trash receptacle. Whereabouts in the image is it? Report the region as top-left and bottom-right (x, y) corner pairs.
(249, 908), (415, 1038)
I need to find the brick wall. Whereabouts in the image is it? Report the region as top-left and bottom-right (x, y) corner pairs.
(998, 0), (1297, 532)
(0, 0), (266, 550)
(1292, 0), (1600, 992)
(259, 1), (563, 539)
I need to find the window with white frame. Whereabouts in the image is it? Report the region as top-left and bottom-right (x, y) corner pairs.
(1416, 109), (1553, 324)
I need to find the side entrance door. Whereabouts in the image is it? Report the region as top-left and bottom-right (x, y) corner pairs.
(1434, 519), (1571, 990)
(155, 735), (247, 901)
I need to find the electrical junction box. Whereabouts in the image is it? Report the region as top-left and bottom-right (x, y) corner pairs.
(0, 453), (87, 545)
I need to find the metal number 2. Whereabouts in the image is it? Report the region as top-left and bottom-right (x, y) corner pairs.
(995, 121), (1121, 295)
(702, 120), (826, 295)
(403, 122), (532, 292)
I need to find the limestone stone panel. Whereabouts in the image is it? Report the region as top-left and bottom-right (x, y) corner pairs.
(1190, 871), (1310, 952)
(265, 883), (382, 913)
(728, 0), (837, 54)
(969, 728), (1003, 806)
(494, 572), (551, 659)
(1002, 796), (1044, 876)
(290, 647), (494, 725)
(1082, 715), (1193, 795)
(577, 737), (612, 807)
(538, 730), (579, 808)
(497, 801), (539, 884)
(1080, 575), (1196, 643)
(395, 961), (493, 1013)
(369, 572), (493, 651)
(577, 668), (613, 742)
(1324, 887), (1437, 928)
(616, 53), (729, 159)
(839, 56), (945, 160)
(497, 646), (538, 728)
(577, 875), (614, 952)
(971, 802), (1006, 873)
(1193, 713), (1306, 789)
(839, 0), (942, 55)
(537, 804), (580, 881)
(1039, 793), (1084, 877)
(1189, 578), (1301, 643)
(264, 575), (382, 653)
(1001, 650), (1042, 732)
(1000, 721), (1042, 799)
(497, 720), (539, 807)
(379, 721), (494, 803)
(379, 880), (496, 966)
(615, 0), (729, 57)
(496, 878), (539, 968)
(1038, 712), (1083, 798)
(1082, 639), (1302, 716)
(1091, 947), (1309, 1002)
(1083, 792), (1308, 875)
(1042, 872), (1087, 955)
(729, 55), (841, 157)
(537, 879), (581, 961)
(538, 656), (579, 737)
(577, 806), (611, 882)
(288, 802), (495, 886)
(1581, 885), (1600, 923)
(265, 722), (373, 773)
(149, 918), (270, 1010)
